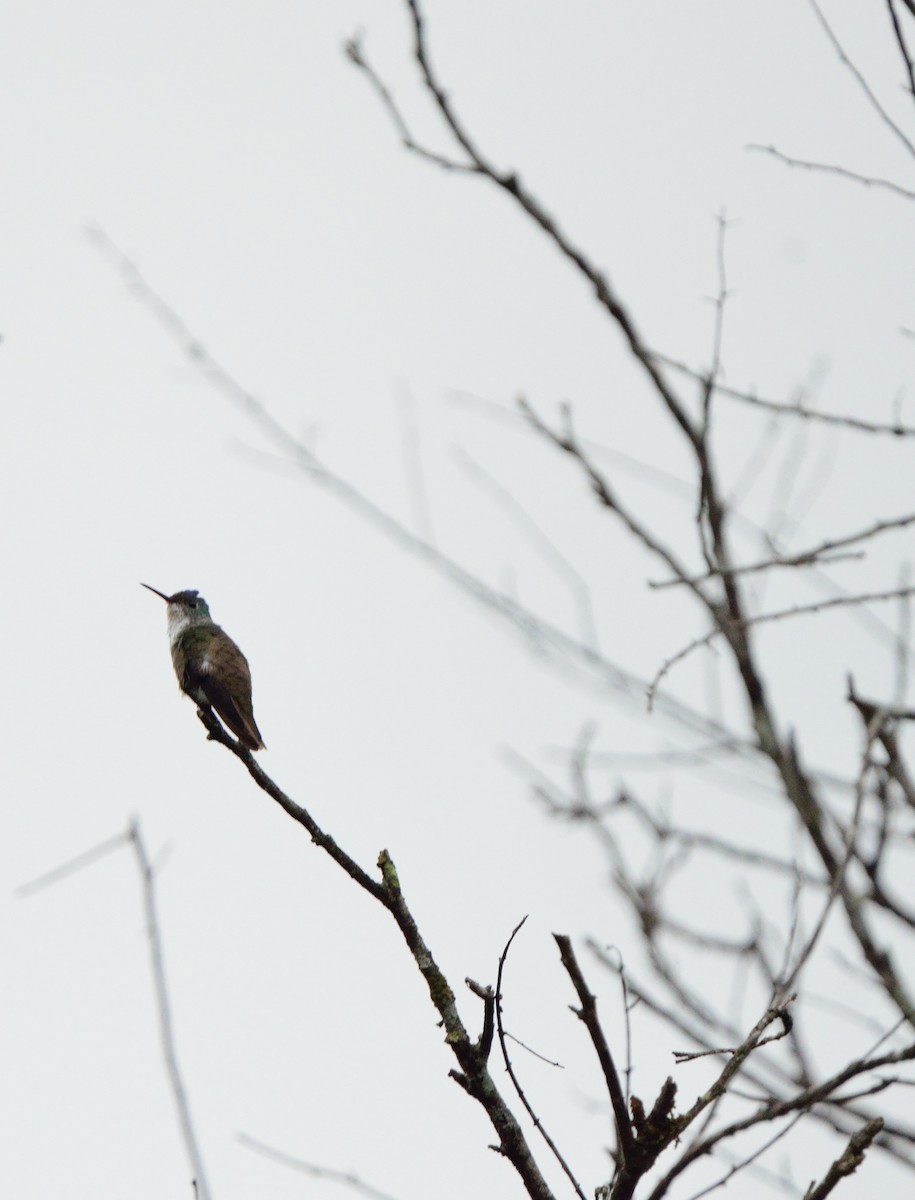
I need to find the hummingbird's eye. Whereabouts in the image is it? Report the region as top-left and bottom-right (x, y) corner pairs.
(190, 600), (197, 608)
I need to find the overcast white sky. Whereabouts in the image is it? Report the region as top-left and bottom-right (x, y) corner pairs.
(3, 3), (914, 1198)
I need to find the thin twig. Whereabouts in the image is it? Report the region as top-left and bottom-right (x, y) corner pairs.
(685, 1111), (806, 1200)
(465, 978), (496, 1061)
(807, 0), (915, 157)
(652, 349), (915, 437)
(848, 677), (915, 814)
(747, 144), (915, 201)
(802, 1117), (885, 1200)
(453, 446), (600, 650)
(553, 935), (635, 1173)
(20, 826), (212, 1199)
(780, 699), (892, 991)
(648, 585), (915, 702)
(344, 35), (476, 174)
(778, 686), (869, 993)
(503, 1033), (564, 1069)
(494, 919), (586, 1200)
(887, 0), (915, 103)
(398, 383), (436, 547)
(894, 563), (913, 706)
(519, 398), (715, 619)
(589, 939), (915, 1154)
(699, 211), (731, 434)
(238, 1133), (401, 1200)
(128, 822), (213, 1200)
(674, 996), (795, 1126)
(358, 1), (702, 453)
(16, 831), (130, 897)
(648, 1037), (915, 1200)
(650, 510), (915, 589)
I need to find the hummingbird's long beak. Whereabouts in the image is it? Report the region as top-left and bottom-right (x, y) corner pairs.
(140, 582), (170, 602)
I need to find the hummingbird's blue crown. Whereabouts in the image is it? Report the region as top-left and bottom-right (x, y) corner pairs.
(170, 589), (211, 617)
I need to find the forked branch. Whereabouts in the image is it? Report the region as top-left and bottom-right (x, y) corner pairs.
(193, 709), (556, 1200)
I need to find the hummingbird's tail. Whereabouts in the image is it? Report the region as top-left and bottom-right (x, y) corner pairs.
(203, 680), (266, 751)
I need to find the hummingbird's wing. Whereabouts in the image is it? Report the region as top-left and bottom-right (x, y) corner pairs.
(180, 628), (266, 751)
(198, 672), (266, 751)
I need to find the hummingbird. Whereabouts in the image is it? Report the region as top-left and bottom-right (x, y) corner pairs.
(141, 584), (266, 751)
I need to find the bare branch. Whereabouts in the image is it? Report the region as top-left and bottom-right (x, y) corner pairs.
(238, 1133), (401, 1200)
(195, 708), (386, 900)
(519, 398), (714, 619)
(193, 711), (555, 1200)
(503, 1033), (564, 1069)
(675, 996), (795, 1128)
(653, 349), (915, 437)
(887, 0), (915, 104)
(20, 826), (211, 1199)
(684, 1112), (806, 1200)
(699, 211), (732, 433)
(848, 677), (915, 811)
(553, 935), (636, 1178)
(807, 0), (915, 157)
(344, 35), (477, 174)
(493, 919), (586, 1200)
(398, 383), (436, 547)
(651, 510), (915, 590)
(649, 1040), (915, 1200)
(593, 940), (915, 1161)
(648, 585), (915, 702)
(380, 2), (702, 452)
(465, 977), (496, 1061)
(747, 144), (915, 201)
(779, 702), (878, 994)
(16, 831), (130, 897)
(453, 446), (600, 650)
(128, 822), (213, 1200)
(803, 1117), (885, 1200)
(893, 563), (913, 705)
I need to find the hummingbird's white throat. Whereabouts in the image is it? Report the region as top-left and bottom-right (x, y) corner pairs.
(166, 605), (193, 647)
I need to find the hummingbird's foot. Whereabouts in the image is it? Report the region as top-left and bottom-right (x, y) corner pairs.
(196, 705), (220, 742)
(196, 705), (248, 752)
